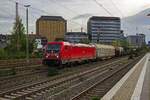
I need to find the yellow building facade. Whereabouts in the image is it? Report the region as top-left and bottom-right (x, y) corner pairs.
(36, 16), (67, 41)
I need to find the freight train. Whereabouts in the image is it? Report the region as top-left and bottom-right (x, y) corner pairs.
(42, 41), (123, 66)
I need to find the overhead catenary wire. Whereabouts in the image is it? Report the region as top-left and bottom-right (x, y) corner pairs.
(6, 0), (86, 32)
(93, 0), (114, 16)
(109, 0), (125, 18)
(8, 0), (49, 15)
(50, 0), (80, 16)
(47, 0), (87, 31)
(92, 0), (144, 35)
(23, 0), (87, 31)
(3, 0), (146, 34)
(8, 0), (47, 19)
(1, 0), (40, 34)
(109, 0), (144, 34)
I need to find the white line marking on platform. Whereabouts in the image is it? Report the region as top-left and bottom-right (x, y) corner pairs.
(131, 54), (149, 100)
(101, 54), (147, 100)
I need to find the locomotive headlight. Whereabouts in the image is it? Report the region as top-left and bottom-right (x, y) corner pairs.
(46, 55), (49, 58)
(55, 54), (59, 58)
(46, 54), (50, 58)
(56, 54), (59, 58)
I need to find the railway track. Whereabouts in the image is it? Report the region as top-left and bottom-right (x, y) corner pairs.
(0, 56), (132, 100)
(0, 69), (48, 92)
(70, 56), (142, 100)
(0, 64), (47, 79)
(0, 57), (125, 93)
(0, 58), (43, 78)
(0, 58), (41, 69)
(0, 58), (41, 64)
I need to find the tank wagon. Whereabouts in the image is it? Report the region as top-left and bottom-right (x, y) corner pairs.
(43, 41), (123, 66)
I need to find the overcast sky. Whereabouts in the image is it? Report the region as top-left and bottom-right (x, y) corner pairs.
(1, 0), (150, 41)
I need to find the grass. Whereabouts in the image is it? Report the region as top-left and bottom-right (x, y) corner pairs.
(0, 68), (16, 77)
(92, 96), (100, 100)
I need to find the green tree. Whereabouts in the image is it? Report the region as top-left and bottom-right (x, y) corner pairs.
(112, 40), (121, 47)
(80, 38), (90, 44)
(120, 40), (129, 48)
(112, 40), (129, 48)
(112, 40), (130, 55)
(10, 16), (26, 52)
(7, 16), (33, 58)
(0, 16), (36, 59)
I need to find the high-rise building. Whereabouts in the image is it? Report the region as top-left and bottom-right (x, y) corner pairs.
(87, 16), (124, 44)
(127, 34), (146, 48)
(36, 16), (67, 41)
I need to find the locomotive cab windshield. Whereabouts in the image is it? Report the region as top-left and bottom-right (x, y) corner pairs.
(47, 44), (61, 53)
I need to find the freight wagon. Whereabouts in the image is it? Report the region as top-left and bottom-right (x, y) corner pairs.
(92, 43), (115, 59)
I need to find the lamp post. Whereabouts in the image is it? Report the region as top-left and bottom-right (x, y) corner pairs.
(24, 5), (30, 63)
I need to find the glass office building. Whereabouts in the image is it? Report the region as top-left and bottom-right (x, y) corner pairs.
(87, 16), (124, 44)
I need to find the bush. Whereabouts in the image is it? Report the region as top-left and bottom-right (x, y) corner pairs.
(6, 51), (26, 59)
(0, 48), (8, 59)
(0, 47), (41, 59)
(92, 96), (100, 100)
(10, 52), (26, 59)
(0, 49), (26, 59)
(31, 50), (43, 58)
(47, 67), (59, 76)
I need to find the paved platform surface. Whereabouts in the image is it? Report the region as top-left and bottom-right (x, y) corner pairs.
(140, 60), (150, 100)
(101, 53), (150, 100)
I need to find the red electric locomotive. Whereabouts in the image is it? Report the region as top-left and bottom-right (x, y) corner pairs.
(42, 41), (96, 66)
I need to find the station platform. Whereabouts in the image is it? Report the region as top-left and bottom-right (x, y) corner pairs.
(101, 53), (150, 100)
